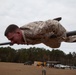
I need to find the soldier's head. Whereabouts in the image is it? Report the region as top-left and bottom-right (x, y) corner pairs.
(4, 24), (24, 44)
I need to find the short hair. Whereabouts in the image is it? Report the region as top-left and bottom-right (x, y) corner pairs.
(4, 24), (19, 36)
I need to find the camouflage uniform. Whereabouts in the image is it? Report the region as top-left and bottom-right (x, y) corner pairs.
(20, 19), (67, 48)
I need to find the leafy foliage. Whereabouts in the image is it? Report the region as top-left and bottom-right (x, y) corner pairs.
(0, 46), (76, 65)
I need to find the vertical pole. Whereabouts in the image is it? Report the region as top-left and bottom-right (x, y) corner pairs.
(42, 67), (46, 75)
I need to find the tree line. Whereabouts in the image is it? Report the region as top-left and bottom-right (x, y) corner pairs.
(0, 46), (76, 66)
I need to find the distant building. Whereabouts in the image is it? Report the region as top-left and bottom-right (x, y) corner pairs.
(46, 61), (60, 67)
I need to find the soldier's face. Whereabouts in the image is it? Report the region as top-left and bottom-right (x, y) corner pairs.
(6, 31), (23, 44)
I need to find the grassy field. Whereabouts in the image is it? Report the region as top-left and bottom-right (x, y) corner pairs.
(0, 62), (76, 75)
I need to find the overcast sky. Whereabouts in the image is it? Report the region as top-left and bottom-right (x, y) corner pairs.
(0, 0), (76, 54)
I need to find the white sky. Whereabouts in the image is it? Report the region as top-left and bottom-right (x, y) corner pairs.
(0, 0), (76, 54)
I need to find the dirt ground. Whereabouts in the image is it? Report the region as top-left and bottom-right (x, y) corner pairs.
(0, 62), (76, 75)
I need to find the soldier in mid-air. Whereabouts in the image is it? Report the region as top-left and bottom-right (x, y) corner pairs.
(4, 17), (76, 48)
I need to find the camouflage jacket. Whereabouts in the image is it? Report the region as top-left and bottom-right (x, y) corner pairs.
(20, 19), (67, 48)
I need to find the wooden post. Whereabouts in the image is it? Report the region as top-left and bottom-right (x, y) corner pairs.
(42, 67), (46, 75)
